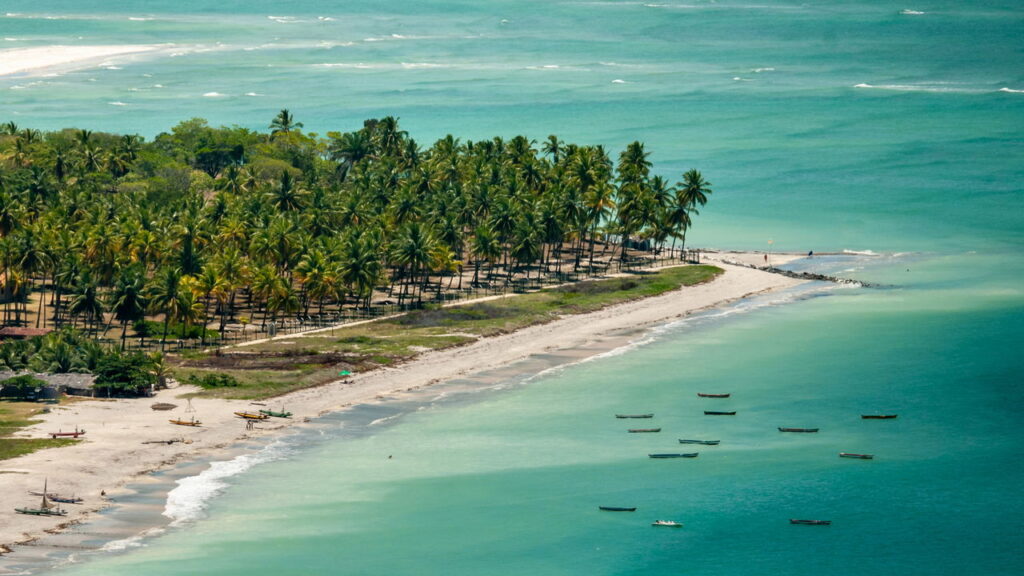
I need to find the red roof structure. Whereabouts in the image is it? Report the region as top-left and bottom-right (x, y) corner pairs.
(0, 327), (54, 339)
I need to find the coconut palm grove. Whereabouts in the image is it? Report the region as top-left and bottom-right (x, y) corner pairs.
(0, 111), (710, 369)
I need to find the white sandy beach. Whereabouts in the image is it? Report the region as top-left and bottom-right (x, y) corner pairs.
(0, 259), (805, 552)
(0, 45), (162, 77)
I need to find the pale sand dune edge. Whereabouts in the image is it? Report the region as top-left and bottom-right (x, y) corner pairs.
(0, 261), (806, 551)
(0, 45), (162, 77)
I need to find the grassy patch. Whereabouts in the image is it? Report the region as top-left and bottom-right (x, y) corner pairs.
(176, 265), (722, 400)
(0, 400), (82, 461)
(0, 438), (79, 461)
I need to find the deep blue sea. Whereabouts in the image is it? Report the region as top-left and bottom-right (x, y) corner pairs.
(1, 1), (1022, 574)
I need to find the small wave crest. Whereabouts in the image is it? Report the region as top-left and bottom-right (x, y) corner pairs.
(999, 87), (1023, 93)
(164, 442), (290, 526)
(842, 249), (879, 256)
(899, 9), (925, 15)
(98, 526), (166, 552)
(202, 91), (225, 97)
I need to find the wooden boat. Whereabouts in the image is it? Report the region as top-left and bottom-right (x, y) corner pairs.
(778, 427), (819, 433)
(652, 520), (683, 527)
(234, 411), (269, 420)
(649, 453), (698, 459)
(29, 491), (82, 504)
(839, 452), (874, 459)
(170, 416), (202, 427)
(49, 427), (85, 439)
(15, 480), (67, 517)
(790, 519), (831, 525)
(697, 393), (730, 398)
(599, 506), (637, 512)
(704, 411), (736, 416)
(861, 414), (898, 419)
(259, 408), (292, 418)
(628, 428), (661, 433)
(615, 414), (654, 419)
(678, 439), (720, 445)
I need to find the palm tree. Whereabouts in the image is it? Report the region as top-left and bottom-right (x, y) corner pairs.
(67, 271), (105, 335)
(270, 109), (303, 135)
(391, 222), (436, 304)
(675, 169), (712, 251)
(339, 232), (382, 310)
(107, 265), (147, 350)
(146, 267), (183, 351)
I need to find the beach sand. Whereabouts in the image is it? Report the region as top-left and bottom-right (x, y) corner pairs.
(0, 45), (162, 77)
(0, 259), (806, 552)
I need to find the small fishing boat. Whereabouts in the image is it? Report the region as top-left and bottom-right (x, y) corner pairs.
(615, 414), (654, 419)
(679, 439), (720, 445)
(778, 427), (819, 433)
(839, 452), (874, 459)
(652, 520), (683, 527)
(628, 428), (661, 433)
(697, 393), (730, 398)
(259, 408), (292, 418)
(49, 427), (85, 439)
(29, 491), (82, 504)
(599, 506), (637, 512)
(790, 519), (831, 525)
(15, 480), (68, 517)
(861, 414), (898, 419)
(649, 453), (699, 459)
(234, 411), (269, 420)
(169, 416), (202, 427)
(704, 411), (736, 416)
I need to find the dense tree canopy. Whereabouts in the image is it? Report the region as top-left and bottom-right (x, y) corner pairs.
(0, 113), (711, 346)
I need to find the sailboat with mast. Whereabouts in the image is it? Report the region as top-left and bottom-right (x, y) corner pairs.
(15, 479), (68, 516)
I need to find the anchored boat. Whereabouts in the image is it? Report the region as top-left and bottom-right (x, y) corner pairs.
(704, 411), (736, 416)
(790, 519), (831, 525)
(170, 416), (202, 427)
(679, 439), (720, 445)
(839, 452), (874, 459)
(697, 393), (730, 398)
(628, 428), (661, 433)
(652, 520), (683, 527)
(615, 414), (654, 419)
(649, 453), (698, 459)
(861, 414), (898, 419)
(778, 427), (819, 433)
(599, 506), (637, 512)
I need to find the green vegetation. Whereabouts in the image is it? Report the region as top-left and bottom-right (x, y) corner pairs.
(0, 400), (78, 461)
(178, 265), (720, 399)
(0, 114), (712, 355)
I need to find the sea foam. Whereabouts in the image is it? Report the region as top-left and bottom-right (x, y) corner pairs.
(164, 442), (290, 526)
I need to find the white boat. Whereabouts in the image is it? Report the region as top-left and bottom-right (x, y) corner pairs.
(652, 520), (683, 527)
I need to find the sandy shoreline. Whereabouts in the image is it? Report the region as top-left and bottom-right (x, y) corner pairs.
(0, 45), (163, 77)
(0, 257), (806, 555)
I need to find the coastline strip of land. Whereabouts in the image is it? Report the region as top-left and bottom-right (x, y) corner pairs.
(0, 257), (805, 552)
(0, 45), (162, 77)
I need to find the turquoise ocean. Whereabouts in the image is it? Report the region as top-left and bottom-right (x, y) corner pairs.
(2, 0), (1022, 574)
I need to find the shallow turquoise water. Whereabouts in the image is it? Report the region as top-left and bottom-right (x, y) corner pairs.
(2, 0), (1022, 574)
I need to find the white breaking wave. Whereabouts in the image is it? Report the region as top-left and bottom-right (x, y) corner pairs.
(999, 87), (1023, 93)
(854, 83), (994, 94)
(842, 249), (879, 256)
(753, 67), (775, 73)
(202, 91), (225, 97)
(108, 101), (127, 106)
(899, 9), (925, 15)
(98, 526), (166, 552)
(611, 79), (628, 84)
(164, 442), (290, 526)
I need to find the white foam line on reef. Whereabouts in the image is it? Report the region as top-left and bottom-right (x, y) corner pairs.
(0, 45), (163, 77)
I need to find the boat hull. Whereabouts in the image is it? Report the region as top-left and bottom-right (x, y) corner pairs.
(861, 414), (898, 419)
(790, 519), (831, 525)
(15, 508), (67, 516)
(778, 427), (819, 433)
(649, 453), (699, 458)
(679, 439), (720, 445)
(615, 414), (654, 419)
(839, 453), (874, 459)
(704, 411), (736, 416)
(652, 521), (683, 527)
(234, 412), (269, 420)
(599, 506), (637, 512)
(628, 428), (661, 433)
(697, 393), (730, 398)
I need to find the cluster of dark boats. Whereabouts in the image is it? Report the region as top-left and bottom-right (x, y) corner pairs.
(603, 392), (899, 526)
